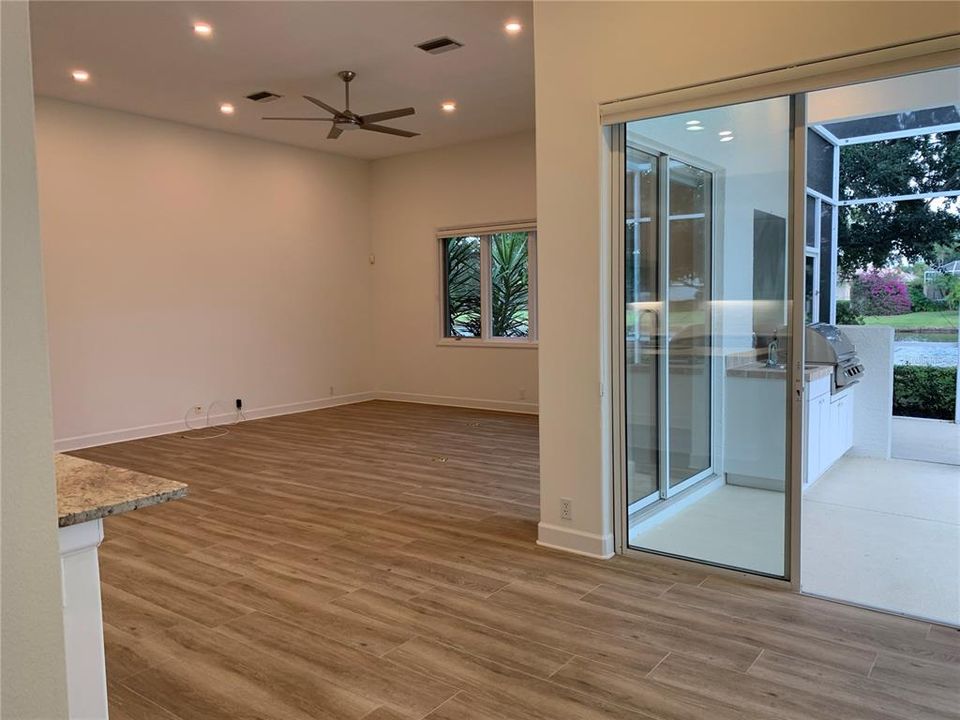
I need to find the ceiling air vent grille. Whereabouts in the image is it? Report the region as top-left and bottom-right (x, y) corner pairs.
(245, 90), (283, 103)
(416, 37), (464, 55)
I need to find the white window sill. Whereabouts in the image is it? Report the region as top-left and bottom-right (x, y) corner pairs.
(438, 338), (538, 349)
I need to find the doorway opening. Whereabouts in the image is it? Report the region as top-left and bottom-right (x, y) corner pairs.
(801, 66), (960, 626)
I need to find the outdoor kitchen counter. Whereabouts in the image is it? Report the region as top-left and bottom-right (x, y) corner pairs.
(55, 454), (187, 719)
(726, 360), (833, 382)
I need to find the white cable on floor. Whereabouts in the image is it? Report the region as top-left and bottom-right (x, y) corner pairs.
(180, 400), (242, 441)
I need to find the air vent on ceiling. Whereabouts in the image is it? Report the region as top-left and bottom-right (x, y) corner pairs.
(245, 90), (283, 103)
(416, 37), (464, 55)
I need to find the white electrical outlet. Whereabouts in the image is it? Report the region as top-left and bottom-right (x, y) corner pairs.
(192, 405), (203, 416)
(560, 497), (572, 521)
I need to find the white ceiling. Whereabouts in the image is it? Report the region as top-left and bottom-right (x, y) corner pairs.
(29, 1), (535, 160)
(808, 67), (960, 125)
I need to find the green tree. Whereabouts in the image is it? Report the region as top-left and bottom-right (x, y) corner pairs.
(838, 130), (960, 276)
(490, 232), (529, 337)
(444, 236), (481, 336)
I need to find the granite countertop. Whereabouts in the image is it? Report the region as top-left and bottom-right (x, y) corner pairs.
(56, 454), (187, 527)
(726, 361), (834, 382)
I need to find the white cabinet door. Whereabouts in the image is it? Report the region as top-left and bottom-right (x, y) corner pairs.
(816, 396), (830, 478)
(829, 397), (843, 467)
(806, 397), (820, 485)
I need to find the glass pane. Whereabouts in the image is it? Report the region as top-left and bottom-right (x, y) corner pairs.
(443, 236), (481, 337)
(805, 195), (817, 248)
(823, 105), (960, 140)
(624, 96), (792, 578)
(625, 146), (659, 506)
(805, 255), (816, 323)
(490, 232), (529, 338)
(807, 128), (835, 198)
(668, 159), (711, 487)
(839, 132), (960, 201)
(819, 203), (835, 323)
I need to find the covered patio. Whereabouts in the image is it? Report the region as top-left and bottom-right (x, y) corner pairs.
(802, 452), (960, 627)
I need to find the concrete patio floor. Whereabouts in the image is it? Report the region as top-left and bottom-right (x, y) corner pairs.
(892, 415), (960, 465)
(802, 455), (960, 626)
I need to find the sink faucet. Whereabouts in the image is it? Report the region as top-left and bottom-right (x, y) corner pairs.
(766, 339), (779, 367)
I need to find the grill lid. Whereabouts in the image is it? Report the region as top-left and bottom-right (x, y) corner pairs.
(806, 323), (857, 363)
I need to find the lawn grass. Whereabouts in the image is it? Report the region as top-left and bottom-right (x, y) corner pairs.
(862, 310), (959, 329)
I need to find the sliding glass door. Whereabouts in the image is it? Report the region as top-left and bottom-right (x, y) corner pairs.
(624, 148), (714, 513)
(617, 96), (795, 578)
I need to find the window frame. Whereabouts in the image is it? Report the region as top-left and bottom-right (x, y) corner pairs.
(437, 222), (538, 348)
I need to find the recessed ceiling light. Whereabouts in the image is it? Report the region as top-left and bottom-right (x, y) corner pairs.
(685, 120), (701, 126)
(718, 130), (733, 136)
(71, 69), (90, 82)
(219, 102), (235, 115)
(441, 101), (457, 113)
(504, 21), (523, 34)
(193, 22), (213, 36)
(686, 125), (704, 131)
(720, 135), (734, 142)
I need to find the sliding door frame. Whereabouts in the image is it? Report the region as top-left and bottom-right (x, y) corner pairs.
(606, 34), (960, 590)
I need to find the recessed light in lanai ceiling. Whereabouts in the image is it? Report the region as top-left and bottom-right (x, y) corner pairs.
(71, 69), (90, 82)
(504, 21), (523, 34)
(193, 22), (212, 37)
(441, 101), (457, 113)
(219, 103), (235, 115)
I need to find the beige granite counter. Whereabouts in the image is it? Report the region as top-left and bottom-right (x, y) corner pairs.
(56, 454), (187, 527)
(725, 360), (833, 382)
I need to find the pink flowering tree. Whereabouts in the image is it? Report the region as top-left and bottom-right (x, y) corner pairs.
(850, 270), (912, 316)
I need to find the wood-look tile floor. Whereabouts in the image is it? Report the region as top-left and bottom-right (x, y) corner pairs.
(73, 401), (960, 720)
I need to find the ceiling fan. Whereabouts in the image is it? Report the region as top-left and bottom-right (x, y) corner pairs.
(262, 70), (419, 140)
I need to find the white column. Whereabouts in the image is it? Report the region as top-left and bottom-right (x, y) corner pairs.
(59, 519), (109, 720)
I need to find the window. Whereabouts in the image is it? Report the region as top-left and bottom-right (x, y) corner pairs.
(440, 225), (537, 344)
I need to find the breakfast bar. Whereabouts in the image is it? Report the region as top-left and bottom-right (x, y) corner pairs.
(56, 454), (187, 720)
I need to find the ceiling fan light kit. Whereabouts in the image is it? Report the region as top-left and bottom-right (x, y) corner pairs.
(262, 70), (419, 140)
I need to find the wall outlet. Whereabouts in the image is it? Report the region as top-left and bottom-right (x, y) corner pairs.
(192, 405), (203, 416)
(560, 497), (572, 521)
(235, 398), (243, 410)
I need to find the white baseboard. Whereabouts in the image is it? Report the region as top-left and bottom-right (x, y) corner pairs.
(376, 391), (538, 415)
(53, 390), (539, 452)
(537, 522), (614, 559)
(53, 391), (377, 452)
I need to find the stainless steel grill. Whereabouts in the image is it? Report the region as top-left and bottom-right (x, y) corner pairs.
(806, 323), (865, 392)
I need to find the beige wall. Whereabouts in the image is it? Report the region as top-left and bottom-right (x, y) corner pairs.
(534, 1), (960, 556)
(370, 130), (538, 411)
(35, 98), (375, 448)
(1, 2), (70, 717)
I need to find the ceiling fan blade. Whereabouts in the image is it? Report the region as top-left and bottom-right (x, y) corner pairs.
(303, 95), (342, 116)
(328, 125), (343, 140)
(361, 123), (420, 138)
(361, 107), (415, 124)
(262, 116), (336, 121)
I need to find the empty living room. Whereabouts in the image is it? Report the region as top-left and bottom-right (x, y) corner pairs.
(2, 2), (958, 719)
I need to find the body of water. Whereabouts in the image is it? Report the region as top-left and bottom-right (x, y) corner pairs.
(894, 337), (959, 368)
